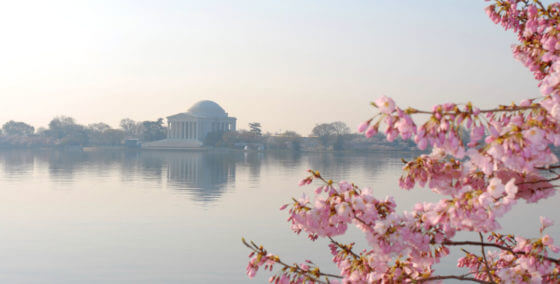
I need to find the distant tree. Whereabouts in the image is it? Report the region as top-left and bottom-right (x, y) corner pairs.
(36, 127), (47, 135)
(311, 122), (351, 149)
(311, 123), (336, 147)
(239, 130), (263, 144)
(311, 123), (335, 137)
(86, 123), (125, 145)
(249, 122), (262, 136)
(48, 116), (76, 131)
(88, 122), (111, 133)
(140, 118), (166, 142)
(221, 131), (239, 146)
(100, 129), (125, 145)
(61, 132), (89, 146)
(120, 118), (140, 137)
(330, 121), (350, 136)
(46, 116), (88, 146)
(332, 122), (350, 151)
(281, 131), (300, 138)
(333, 135), (345, 151)
(268, 131), (302, 151)
(2, 120), (34, 136)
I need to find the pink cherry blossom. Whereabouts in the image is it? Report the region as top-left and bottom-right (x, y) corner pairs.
(374, 96), (396, 114)
(540, 216), (554, 233)
(357, 120), (370, 133)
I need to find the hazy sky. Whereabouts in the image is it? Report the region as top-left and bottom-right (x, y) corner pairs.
(0, 1), (541, 134)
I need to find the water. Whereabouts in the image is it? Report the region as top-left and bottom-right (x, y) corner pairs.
(0, 149), (557, 283)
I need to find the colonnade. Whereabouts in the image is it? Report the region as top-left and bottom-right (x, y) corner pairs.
(168, 121), (198, 139)
(168, 119), (237, 140)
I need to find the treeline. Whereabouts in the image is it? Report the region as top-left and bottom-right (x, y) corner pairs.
(0, 117), (166, 148)
(0, 118), (417, 151)
(204, 121), (417, 152)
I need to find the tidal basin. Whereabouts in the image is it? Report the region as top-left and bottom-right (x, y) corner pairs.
(0, 149), (557, 283)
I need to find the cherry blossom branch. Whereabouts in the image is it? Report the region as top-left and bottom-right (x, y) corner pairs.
(416, 274), (492, 284)
(516, 173), (560, 185)
(244, 1), (560, 282)
(327, 236), (360, 259)
(242, 238), (343, 282)
(536, 164), (560, 170)
(328, 234), (498, 283)
(479, 233), (497, 284)
(443, 239), (560, 265)
(402, 104), (540, 116)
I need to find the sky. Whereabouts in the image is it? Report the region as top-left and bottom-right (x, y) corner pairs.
(0, 0), (542, 135)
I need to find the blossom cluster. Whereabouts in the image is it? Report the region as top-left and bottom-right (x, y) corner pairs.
(287, 173), (448, 282)
(458, 225), (560, 283)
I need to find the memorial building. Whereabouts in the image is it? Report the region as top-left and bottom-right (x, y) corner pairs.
(142, 100), (236, 149)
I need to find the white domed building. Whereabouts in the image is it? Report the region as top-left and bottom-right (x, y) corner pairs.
(142, 100), (236, 149)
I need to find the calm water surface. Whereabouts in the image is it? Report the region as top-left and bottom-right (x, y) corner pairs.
(0, 149), (557, 283)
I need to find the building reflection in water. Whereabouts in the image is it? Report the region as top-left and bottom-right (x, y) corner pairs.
(0, 149), (244, 204)
(0, 149), (341, 204)
(165, 151), (241, 203)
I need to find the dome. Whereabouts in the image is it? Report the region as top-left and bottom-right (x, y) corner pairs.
(187, 100), (227, 118)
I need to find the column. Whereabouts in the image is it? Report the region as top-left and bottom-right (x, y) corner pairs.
(192, 121), (195, 139)
(167, 122), (171, 138)
(190, 121), (193, 139)
(190, 121), (194, 139)
(178, 122), (181, 139)
(194, 122), (198, 140)
(182, 121), (186, 139)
